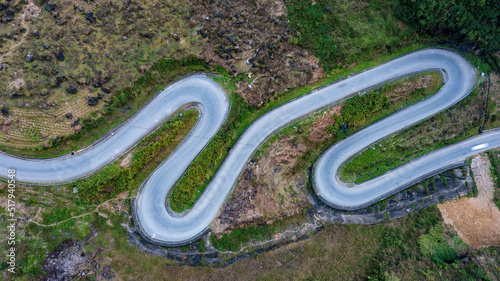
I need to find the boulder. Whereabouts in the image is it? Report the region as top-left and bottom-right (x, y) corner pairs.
(56, 51), (64, 61)
(43, 44), (49, 50)
(93, 82), (101, 88)
(6, 10), (15, 16)
(2, 107), (11, 117)
(87, 96), (98, 106)
(0, 3), (5, 11)
(86, 12), (96, 23)
(67, 84), (77, 94)
(101, 88), (110, 94)
(26, 53), (35, 62)
(0, 64), (3, 71)
(34, 31), (40, 38)
(45, 4), (54, 12)
(65, 112), (73, 119)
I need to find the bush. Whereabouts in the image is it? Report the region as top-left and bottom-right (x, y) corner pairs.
(130, 120), (184, 173)
(330, 91), (389, 133)
(77, 163), (132, 204)
(418, 225), (459, 263)
(42, 207), (72, 224)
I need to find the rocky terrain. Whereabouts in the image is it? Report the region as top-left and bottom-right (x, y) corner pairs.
(0, 0), (323, 149)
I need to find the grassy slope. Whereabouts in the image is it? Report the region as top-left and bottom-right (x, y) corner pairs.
(488, 149), (500, 209)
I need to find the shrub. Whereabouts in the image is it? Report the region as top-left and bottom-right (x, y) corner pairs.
(418, 225), (459, 263)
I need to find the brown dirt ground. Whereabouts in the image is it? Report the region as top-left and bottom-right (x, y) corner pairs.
(438, 155), (500, 248)
(307, 105), (342, 142)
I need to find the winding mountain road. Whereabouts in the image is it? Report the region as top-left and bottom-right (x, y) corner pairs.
(1, 48), (499, 246)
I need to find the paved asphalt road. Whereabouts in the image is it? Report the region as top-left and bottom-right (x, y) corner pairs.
(1, 48), (499, 246)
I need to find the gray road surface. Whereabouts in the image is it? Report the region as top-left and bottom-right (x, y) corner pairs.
(1, 48), (498, 246)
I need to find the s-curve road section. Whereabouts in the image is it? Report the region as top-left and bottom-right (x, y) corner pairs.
(1, 48), (499, 246)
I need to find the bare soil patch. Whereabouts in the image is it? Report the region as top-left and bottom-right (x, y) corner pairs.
(119, 152), (133, 168)
(438, 155), (500, 248)
(212, 135), (311, 234)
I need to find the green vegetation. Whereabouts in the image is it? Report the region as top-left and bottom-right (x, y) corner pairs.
(367, 207), (489, 280)
(211, 224), (273, 252)
(42, 207), (73, 224)
(76, 163), (133, 204)
(396, 0), (500, 71)
(488, 150), (500, 209)
(209, 214), (306, 252)
(286, 0), (423, 71)
(3, 212), (96, 278)
(327, 91), (388, 134)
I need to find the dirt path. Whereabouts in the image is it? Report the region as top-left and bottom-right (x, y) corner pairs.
(438, 155), (500, 248)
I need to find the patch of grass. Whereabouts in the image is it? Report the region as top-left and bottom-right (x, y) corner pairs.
(418, 224), (463, 263)
(210, 214), (306, 252)
(211, 224), (272, 252)
(488, 150), (500, 210)
(42, 206), (72, 224)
